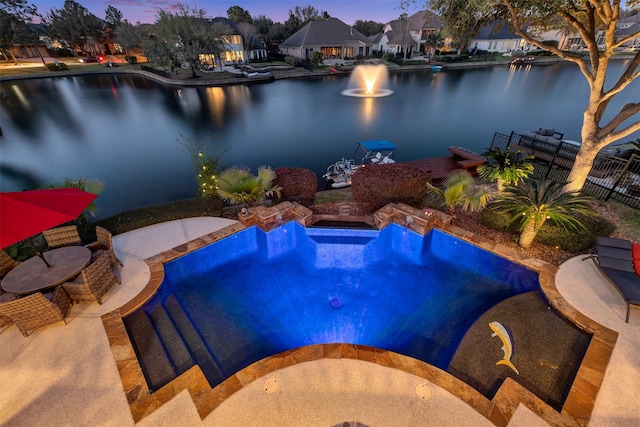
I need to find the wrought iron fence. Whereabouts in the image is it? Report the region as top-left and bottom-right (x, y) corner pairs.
(489, 132), (640, 210)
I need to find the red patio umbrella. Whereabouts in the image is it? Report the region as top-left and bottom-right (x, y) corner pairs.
(0, 188), (98, 250)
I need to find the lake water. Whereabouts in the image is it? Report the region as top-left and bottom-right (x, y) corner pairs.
(1, 60), (638, 219)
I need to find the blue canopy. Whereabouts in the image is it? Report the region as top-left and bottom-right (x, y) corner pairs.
(358, 140), (396, 152)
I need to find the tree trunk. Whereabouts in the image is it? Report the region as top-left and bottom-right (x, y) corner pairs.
(518, 217), (546, 248)
(497, 178), (505, 194)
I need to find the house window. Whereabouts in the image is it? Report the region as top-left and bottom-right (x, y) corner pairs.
(321, 47), (341, 57)
(220, 35), (242, 45)
(221, 50), (245, 63)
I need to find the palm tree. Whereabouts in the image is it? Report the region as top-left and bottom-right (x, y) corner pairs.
(490, 178), (595, 249)
(37, 177), (104, 220)
(477, 146), (534, 193)
(428, 169), (493, 216)
(216, 165), (281, 206)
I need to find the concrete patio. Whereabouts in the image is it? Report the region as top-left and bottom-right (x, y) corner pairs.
(0, 217), (638, 426)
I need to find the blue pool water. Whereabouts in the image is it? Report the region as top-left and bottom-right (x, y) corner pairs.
(126, 223), (539, 391)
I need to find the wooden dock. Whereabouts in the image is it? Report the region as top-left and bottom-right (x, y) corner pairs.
(404, 147), (487, 184)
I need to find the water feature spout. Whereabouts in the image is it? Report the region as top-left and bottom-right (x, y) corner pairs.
(342, 64), (394, 97)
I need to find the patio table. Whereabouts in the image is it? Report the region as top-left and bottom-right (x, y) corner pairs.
(1, 246), (91, 295)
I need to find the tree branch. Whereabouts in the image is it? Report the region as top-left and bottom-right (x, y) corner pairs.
(599, 110), (640, 144)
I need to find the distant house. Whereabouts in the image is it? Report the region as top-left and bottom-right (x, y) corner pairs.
(382, 10), (443, 56)
(279, 18), (373, 60)
(616, 14), (640, 48)
(196, 17), (246, 67)
(247, 36), (268, 61)
(469, 22), (531, 53)
(370, 32), (390, 54)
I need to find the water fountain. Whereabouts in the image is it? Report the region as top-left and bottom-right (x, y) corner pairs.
(341, 64), (394, 97)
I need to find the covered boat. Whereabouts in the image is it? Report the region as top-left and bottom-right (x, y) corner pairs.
(322, 140), (397, 188)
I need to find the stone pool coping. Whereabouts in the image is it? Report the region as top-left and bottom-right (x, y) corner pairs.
(101, 202), (617, 426)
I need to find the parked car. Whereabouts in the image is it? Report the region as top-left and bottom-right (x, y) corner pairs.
(78, 56), (98, 63)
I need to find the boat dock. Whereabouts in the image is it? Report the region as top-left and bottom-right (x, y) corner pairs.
(404, 147), (487, 184)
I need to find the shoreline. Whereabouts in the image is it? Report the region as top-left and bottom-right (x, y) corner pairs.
(0, 55), (614, 87)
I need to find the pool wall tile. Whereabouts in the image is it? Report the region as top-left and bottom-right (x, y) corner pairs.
(103, 203), (619, 427)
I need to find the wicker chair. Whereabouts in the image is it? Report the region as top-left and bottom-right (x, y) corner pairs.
(62, 253), (120, 304)
(43, 225), (82, 249)
(86, 226), (122, 268)
(0, 251), (21, 330)
(1, 250), (20, 279)
(0, 291), (19, 330)
(0, 287), (72, 337)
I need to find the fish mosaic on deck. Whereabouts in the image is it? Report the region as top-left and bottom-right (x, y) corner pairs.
(489, 321), (519, 375)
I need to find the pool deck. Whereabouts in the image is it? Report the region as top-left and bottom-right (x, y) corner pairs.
(0, 217), (638, 426)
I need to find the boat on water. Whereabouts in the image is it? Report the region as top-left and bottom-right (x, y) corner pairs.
(322, 140), (397, 188)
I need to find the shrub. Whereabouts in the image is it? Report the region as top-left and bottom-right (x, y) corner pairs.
(535, 214), (615, 252)
(273, 167), (317, 207)
(481, 203), (616, 252)
(480, 204), (520, 233)
(382, 53), (395, 62)
(284, 56), (299, 67)
(46, 62), (69, 71)
(351, 164), (431, 212)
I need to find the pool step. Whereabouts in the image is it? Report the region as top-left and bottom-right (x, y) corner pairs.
(124, 310), (178, 392)
(164, 295), (228, 386)
(309, 234), (376, 269)
(148, 304), (195, 375)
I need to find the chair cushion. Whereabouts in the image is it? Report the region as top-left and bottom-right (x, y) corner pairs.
(633, 243), (640, 260)
(634, 258), (640, 277)
(598, 255), (635, 273)
(540, 128), (555, 136)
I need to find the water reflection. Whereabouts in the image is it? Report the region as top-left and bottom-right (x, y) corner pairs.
(1, 63), (637, 218)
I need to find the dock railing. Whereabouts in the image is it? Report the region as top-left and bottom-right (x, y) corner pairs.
(489, 132), (640, 210)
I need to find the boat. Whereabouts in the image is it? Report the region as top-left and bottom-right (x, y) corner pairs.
(322, 140), (397, 188)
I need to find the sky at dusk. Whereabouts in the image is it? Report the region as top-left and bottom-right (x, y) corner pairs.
(30, 0), (417, 25)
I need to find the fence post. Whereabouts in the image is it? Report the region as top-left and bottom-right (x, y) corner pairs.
(604, 155), (633, 201)
(507, 131), (514, 149)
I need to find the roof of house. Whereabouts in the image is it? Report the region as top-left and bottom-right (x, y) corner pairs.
(407, 10), (442, 30)
(616, 21), (640, 37)
(476, 22), (525, 40)
(383, 10), (442, 45)
(209, 17), (239, 34)
(280, 18), (371, 47)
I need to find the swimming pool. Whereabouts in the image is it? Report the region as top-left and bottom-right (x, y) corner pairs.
(125, 222), (542, 392)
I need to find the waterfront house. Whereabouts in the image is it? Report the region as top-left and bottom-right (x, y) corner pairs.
(279, 18), (373, 60)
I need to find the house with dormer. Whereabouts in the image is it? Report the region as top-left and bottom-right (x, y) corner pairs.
(279, 18), (372, 60)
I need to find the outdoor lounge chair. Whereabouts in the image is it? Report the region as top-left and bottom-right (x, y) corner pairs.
(43, 225), (82, 249)
(85, 226), (122, 268)
(62, 252), (120, 304)
(588, 236), (640, 322)
(0, 287), (72, 337)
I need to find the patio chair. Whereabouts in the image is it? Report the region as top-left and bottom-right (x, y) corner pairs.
(86, 226), (122, 268)
(0, 291), (19, 331)
(586, 236), (640, 322)
(62, 252), (120, 304)
(0, 287), (72, 337)
(43, 225), (82, 249)
(0, 250), (20, 279)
